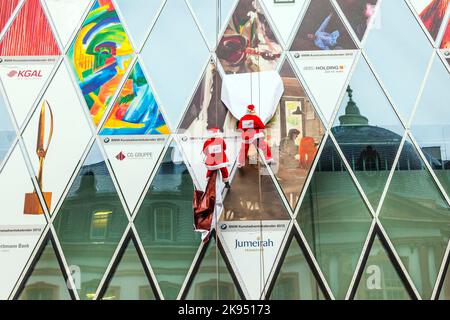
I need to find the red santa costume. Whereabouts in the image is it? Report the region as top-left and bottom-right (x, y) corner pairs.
(202, 127), (230, 183)
(237, 104), (273, 167)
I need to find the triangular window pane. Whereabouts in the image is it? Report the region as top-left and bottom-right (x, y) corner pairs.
(18, 238), (71, 300)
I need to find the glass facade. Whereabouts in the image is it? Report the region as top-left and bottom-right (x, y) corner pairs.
(0, 0), (449, 300)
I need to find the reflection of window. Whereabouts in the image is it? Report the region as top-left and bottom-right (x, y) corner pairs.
(90, 208), (113, 240)
(21, 282), (58, 300)
(154, 206), (174, 241)
(271, 273), (299, 299)
(196, 280), (235, 300)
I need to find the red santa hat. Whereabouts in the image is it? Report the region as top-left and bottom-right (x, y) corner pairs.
(247, 104), (256, 113)
(207, 127), (222, 138)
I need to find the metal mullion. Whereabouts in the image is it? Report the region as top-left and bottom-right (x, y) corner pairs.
(184, 0), (215, 53)
(406, 53), (436, 130)
(374, 133), (408, 216)
(292, 220), (335, 299)
(136, 0), (168, 53)
(375, 219), (422, 299)
(130, 135), (172, 218)
(95, 135), (134, 220)
(94, 54), (138, 133)
(39, 0), (65, 55)
(293, 131), (330, 218)
(431, 238), (450, 299)
(49, 136), (96, 224)
(7, 224), (50, 300)
(260, 220), (294, 299)
(330, 0), (362, 49)
(177, 240), (207, 300)
(344, 219), (377, 299)
(48, 224), (81, 300)
(359, 50), (411, 129)
(92, 223), (132, 300)
(328, 132), (376, 217)
(0, 0), (24, 42)
(407, 131), (450, 206)
(404, 0), (440, 48)
(284, 0), (311, 51)
(130, 224), (165, 299)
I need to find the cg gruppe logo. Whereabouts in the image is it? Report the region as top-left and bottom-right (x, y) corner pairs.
(7, 69), (44, 78)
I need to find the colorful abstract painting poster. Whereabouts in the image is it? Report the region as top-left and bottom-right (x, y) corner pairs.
(99, 62), (169, 135)
(291, 0), (357, 51)
(336, 0), (378, 41)
(67, 0), (133, 126)
(216, 0), (282, 74)
(442, 20), (450, 49)
(410, 0), (449, 41)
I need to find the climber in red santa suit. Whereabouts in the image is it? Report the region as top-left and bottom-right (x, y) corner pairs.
(203, 127), (231, 189)
(237, 104), (274, 167)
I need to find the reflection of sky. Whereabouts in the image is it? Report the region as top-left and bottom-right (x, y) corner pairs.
(140, 0), (210, 129)
(115, 0), (163, 49)
(334, 57), (404, 136)
(83, 142), (104, 166)
(365, 0), (433, 122)
(0, 94), (14, 132)
(412, 57), (450, 161)
(188, 0), (235, 48)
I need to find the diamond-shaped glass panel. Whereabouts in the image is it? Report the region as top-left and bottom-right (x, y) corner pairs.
(354, 235), (410, 300)
(54, 142), (128, 300)
(67, 0), (134, 126)
(18, 237), (72, 300)
(296, 138), (373, 299)
(101, 238), (156, 300)
(332, 57), (404, 210)
(135, 141), (201, 300)
(379, 137), (450, 299)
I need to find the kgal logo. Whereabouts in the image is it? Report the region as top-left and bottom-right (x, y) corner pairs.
(7, 69), (44, 78)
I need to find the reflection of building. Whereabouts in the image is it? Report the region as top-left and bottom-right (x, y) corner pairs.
(293, 86), (450, 299)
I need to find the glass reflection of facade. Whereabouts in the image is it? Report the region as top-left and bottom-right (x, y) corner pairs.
(1, 0), (450, 300)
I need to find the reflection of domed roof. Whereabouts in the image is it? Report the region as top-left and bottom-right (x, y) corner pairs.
(332, 125), (402, 144)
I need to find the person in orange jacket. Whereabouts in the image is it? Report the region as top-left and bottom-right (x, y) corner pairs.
(203, 127), (231, 189)
(237, 104), (274, 167)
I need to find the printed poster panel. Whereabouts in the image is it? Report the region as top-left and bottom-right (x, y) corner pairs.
(0, 56), (57, 126)
(0, 146), (46, 299)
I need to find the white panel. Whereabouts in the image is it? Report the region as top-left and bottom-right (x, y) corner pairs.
(0, 145), (46, 299)
(102, 135), (168, 212)
(0, 57), (57, 127)
(22, 62), (92, 214)
(291, 50), (357, 124)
